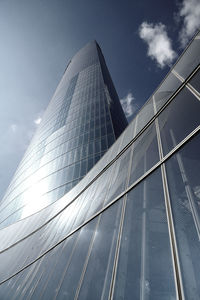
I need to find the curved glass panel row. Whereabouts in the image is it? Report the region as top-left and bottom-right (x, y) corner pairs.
(0, 169), (176, 299)
(1, 81), (200, 256)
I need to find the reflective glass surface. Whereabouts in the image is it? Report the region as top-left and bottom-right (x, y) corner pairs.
(174, 40), (200, 79)
(159, 87), (200, 156)
(0, 41), (127, 227)
(47, 219), (97, 299)
(189, 68), (200, 93)
(67, 200), (122, 300)
(129, 122), (159, 185)
(105, 148), (131, 204)
(154, 72), (182, 112)
(165, 133), (200, 299)
(135, 98), (154, 136)
(0, 29), (199, 300)
(113, 168), (176, 300)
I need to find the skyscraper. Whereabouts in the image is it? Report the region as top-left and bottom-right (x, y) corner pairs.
(0, 41), (127, 229)
(0, 32), (200, 299)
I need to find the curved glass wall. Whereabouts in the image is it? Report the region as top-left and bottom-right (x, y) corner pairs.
(0, 33), (200, 299)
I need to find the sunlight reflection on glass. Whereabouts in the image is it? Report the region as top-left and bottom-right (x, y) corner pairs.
(21, 181), (50, 219)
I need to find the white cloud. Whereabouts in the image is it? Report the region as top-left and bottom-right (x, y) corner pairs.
(10, 124), (17, 133)
(138, 22), (177, 68)
(178, 0), (200, 47)
(34, 117), (42, 125)
(120, 92), (138, 119)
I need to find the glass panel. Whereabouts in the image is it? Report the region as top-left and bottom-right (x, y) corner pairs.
(27, 248), (61, 299)
(81, 165), (114, 220)
(165, 133), (200, 299)
(114, 168), (176, 300)
(55, 217), (98, 299)
(158, 87), (200, 156)
(77, 199), (123, 299)
(135, 98), (154, 136)
(105, 148), (131, 205)
(189, 69), (200, 94)
(129, 121), (159, 186)
(154, 72), (182, 112)
(0, 265), (31, 299)
(174, 40), (200, 79)
(121, 117), (137, 149)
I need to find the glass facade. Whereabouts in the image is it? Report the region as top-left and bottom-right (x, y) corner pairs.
(0, 41), (127, 228)
(0, 33), (200, 299)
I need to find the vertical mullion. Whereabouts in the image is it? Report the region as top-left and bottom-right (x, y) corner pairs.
(74, 214), (102, 300)
(161, 164), (185, 300)
(108, 195), (127, 300)
(153, 96), (184, 300)
(52, 231), (81, 300)
(169, 129), (200, 239)
(140, 154), (147, 300)
(108, 116), (138, 299)
(74, 164), (123, 300)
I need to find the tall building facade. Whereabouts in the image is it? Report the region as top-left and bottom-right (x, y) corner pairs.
(0, 41), (127, 229)
(0, 33), (200, 299)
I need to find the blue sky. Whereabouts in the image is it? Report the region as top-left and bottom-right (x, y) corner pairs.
(0, 0), (200, 199)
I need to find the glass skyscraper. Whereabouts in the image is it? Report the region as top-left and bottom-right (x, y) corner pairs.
(0, 41), (127, 229)
(0, 32), (200, 299)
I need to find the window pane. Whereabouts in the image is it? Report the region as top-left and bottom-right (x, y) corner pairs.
(158, 87), (200, 156)
(38, 232), (78, 299)
(135, 98), (154, 136)
(114, 168), (176, 300)
(0, 262), (34, 299)
(154, 72), (182, 112)
(54, 218), (97, 299)
(105, 148), (131, 205)
(28, 246), (62, 299)
(129, 121), (159, 186)
(165, 133), (200, 299)
(78, 199), (122, 299)
(189, 69), (200, 94)
(121, 116), (137, 148)
(174, 40), (200, 79)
